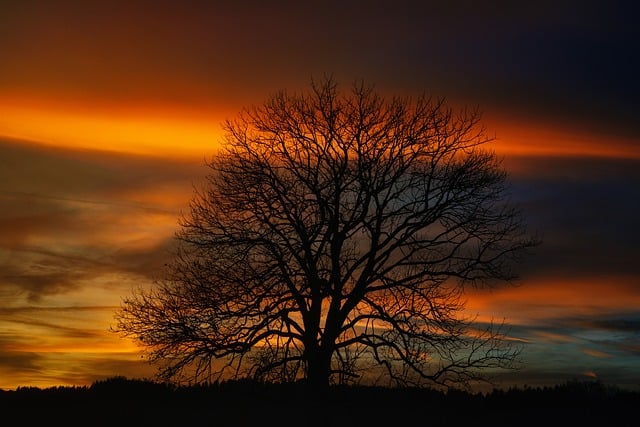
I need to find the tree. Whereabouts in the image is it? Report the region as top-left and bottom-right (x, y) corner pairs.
(114, 77), (538, 393)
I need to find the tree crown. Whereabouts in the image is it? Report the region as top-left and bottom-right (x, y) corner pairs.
(115, 77), (538, 391)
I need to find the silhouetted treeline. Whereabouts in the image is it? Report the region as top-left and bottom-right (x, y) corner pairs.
(1, 377), (637, 426)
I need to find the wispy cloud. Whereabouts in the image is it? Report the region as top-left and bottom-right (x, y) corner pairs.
(0, 138), (205, 302)
(582, 348), (614, 359)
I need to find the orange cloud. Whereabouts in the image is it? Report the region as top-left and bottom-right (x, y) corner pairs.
(4, 93), (639, 166)
(532, 330), (576, 344)
(465, 277), (640, 325)
(0, 96), (226, 158)
(483, 111), (640, 160)
(582, 348), (614, 359)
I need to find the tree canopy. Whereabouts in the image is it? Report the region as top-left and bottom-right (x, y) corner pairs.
(114, 77), (538, 392)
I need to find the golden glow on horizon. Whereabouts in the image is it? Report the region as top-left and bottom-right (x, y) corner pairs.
(0, 351), (155, 391)
(0, 305), (150, 390)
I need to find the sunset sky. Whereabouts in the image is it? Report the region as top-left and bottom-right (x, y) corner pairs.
(1, 1), (639, 391)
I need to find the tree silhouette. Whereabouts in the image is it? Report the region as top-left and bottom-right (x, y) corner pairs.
(114, 77), (538, 393)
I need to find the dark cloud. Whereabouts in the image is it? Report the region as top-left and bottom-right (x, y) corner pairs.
(0, 312), (106, 340)
(0, 138), (206, 198)
(0, 261), (85, 302)
(581, 316), (640, 334)
(528, 312), (640, 337)
(425, 3), (640, 138)
(507, 156), (640, 280)
(0, 351), (42, 376)
(1, 1), (637, 137)
(109, 237), (178, 281)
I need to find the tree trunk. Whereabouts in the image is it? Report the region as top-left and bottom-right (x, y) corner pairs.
(305, 346), (331, 395)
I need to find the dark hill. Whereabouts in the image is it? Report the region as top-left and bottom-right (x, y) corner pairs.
(1, 377), (637, 426)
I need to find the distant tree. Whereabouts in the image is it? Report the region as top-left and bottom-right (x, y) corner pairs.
(114, 77), (538, 393)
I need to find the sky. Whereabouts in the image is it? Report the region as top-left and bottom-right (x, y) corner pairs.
(1, 0), (639, 391)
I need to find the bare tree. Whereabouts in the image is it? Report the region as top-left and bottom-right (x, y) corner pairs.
(114, 77), (538, 393)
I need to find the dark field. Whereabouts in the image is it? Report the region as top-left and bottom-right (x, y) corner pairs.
(1, 378), (637, 426)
